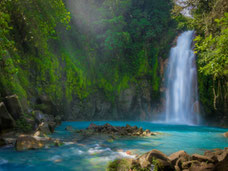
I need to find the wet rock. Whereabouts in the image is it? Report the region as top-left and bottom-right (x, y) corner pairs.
(54, 139), (63, 147)
(223, 132), (228, 138)
(216, 150), (228, 162)
(5, 95), (24, 120)
(15, 136), (44, 151)
(192, 154), (214, 163)
(137, 149), (170, 168)
(176, 156), (190, 169)
(0, 102), (16, 132)
(168, 150), (190, 165)
(204, 148), (223, 161)
(182, 160), (201, 170)
(189, 162), (215, 171)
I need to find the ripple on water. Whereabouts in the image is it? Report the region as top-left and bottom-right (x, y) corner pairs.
(0, 158), (8, 165)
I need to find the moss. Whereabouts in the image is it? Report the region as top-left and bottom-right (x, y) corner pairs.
(107, 159), (133, 171)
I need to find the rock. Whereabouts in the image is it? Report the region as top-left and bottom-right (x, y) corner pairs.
(82, 123), (156, 137)
(168, 150), (190, 165)
(34, 110), (49, 124)
(176, 156), (190, 169)
(37, 122), (52, 135)
(5, 95), (24, 120)
(34, 131), (41, 137)
(0, 138), (6, 146)
(182, 160), (200, 170)
(48, 122), (56, 133)
(204, 148), (223, 161)
(216, 150), (228, 162)
(65, 126), (74, 132)
(15, 136), (44, 151)
(54, 139), (63, 147)
(223, 132), (228, 138)
(192, 154), (215, 163)
(0, 102), (16, 132)
(88, 123), (98, 129)
(175, 165), (181, 171)
(107, 158), (139, 171)
(189, 162), (215, 171)
(214, 154), (228, 171)
(154, 159), (174, 171)
(137, 149), (170, 168)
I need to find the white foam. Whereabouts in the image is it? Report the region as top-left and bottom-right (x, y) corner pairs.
(0, 158), (8, 165)
(88, 146), (111, 155)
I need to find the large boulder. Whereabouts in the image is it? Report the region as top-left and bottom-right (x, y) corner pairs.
(5, 95), (24, 120)
(204, 148), (223, 161)
(192, 154), (215, 163)
(137, 149), (174, 170)
(168, 150), (190, 165)
(15, 136), (44, 151)
(0, 102), (16, 132)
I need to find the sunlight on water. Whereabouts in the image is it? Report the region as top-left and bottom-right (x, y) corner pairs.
(0, 121), (228, 171)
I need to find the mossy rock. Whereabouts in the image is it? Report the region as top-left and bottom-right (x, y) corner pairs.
(107, 159), (135, 171)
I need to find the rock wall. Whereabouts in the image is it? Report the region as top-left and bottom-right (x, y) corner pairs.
(65, 78), (164, 121)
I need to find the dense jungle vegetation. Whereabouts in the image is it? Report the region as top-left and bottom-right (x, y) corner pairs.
(0, 0), (227, 124)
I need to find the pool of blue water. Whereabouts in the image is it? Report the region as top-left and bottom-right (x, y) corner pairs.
(0, 121), (228, 171)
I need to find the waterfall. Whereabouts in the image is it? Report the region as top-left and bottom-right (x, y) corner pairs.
(165, 31), (199, 125)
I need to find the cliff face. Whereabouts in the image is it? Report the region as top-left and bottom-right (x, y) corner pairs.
(65, 78), (163, 121)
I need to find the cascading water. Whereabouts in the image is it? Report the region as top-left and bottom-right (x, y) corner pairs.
(165, 31), (199, 125)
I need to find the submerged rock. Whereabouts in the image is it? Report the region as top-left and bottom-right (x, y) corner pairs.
(15, 136), (44, 151)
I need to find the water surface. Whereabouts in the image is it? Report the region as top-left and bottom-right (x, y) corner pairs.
(0, 121), (228, 171)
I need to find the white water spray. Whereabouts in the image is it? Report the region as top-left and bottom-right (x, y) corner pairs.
(165, 31), (199, 125)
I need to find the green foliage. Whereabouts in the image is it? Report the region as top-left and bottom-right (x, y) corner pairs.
(195, 13), (228, 79)
(1, 0), (178, 117)
(15, 116), (33, 133)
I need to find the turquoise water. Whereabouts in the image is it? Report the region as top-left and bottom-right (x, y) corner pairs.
(0, 121), (228, 171)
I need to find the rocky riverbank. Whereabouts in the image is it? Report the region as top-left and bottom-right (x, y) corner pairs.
(0, 94), (62, 151)
(107, 148), (228, 171)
